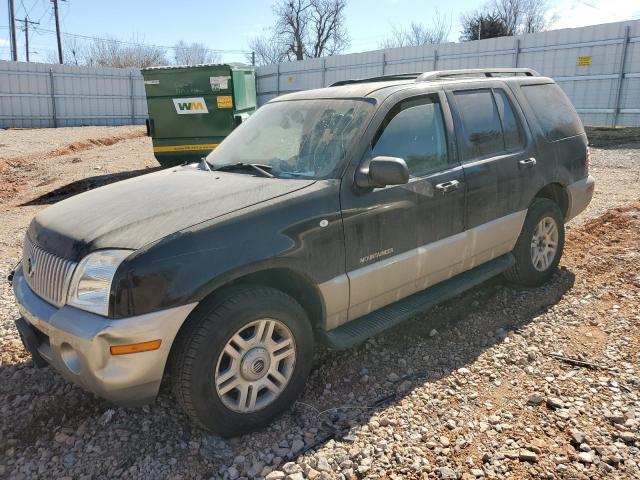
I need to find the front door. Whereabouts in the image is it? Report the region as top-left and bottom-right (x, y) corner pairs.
(340, 92), (466, 322)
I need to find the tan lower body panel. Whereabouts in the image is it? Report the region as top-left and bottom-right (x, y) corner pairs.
(318, 210), (527, 330)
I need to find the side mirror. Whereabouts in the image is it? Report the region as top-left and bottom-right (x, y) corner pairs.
(356, 156), (409, 188)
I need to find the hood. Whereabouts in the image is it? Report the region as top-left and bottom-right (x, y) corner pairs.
(28, 165), (315, 260)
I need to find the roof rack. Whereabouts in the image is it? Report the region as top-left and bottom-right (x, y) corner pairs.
(416, 68), (540, 81)
(329, 68), (540, 87)
(330, 73), (422, 87)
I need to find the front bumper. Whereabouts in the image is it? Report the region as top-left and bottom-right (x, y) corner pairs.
(565, 175), (595, 222)
(12, 265), (197, 406)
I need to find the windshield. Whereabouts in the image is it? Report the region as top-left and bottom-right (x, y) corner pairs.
(206, 99), (373, 179)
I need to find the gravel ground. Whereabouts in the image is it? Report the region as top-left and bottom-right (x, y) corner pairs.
(0, 127), (638, 479)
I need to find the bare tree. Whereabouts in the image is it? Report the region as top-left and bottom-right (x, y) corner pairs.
(44, 36), (87, 65)
(173, 41), (220, 65)
(249, 0), (349, 65)
(306, 0), (349, 57)
(489, 0), (555, 35)
(84, 36), (167, 68)
(379, 11), (451, 48)
(248, 35), (288, 66)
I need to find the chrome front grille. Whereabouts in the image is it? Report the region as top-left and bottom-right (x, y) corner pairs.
(22, 235), (78, 308)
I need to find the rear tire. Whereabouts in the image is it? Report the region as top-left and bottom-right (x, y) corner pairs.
(170, 285), (314, 436)
(504, 198), (565, 287)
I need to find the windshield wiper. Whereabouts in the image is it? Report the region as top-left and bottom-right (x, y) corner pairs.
(213, 162), (274, 178)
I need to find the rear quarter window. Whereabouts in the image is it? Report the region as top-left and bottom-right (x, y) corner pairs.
(521, 83), (584, 141)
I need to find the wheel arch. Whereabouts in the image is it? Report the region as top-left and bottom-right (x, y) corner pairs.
(173, 265), (325, 346)
(533, 183), (569, 219)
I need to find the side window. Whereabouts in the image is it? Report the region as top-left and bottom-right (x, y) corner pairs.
(453, 89), (504, 160)
(521, 83), (584, 141)
(372, 96), (448, 176)
(494, 89), (524, 150)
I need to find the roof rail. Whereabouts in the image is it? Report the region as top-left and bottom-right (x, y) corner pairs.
(330, 73), (421, 87)
(328, 68), (540, 88)
(416, 68), (540, 81)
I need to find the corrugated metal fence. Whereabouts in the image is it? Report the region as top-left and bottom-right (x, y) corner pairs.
(0, 61), (147, 128)
(257, 19), (640, 126)
(1, 19), (639, 128)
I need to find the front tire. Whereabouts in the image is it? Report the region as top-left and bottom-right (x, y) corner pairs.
(504, 198), (565, 287)
(170, 285), (314, 436)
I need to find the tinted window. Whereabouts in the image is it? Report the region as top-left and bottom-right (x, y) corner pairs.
(454, 89), (503, 160)
(373, 96), (448, 175)
(522, 83), (583, 141)
(494, 89), (524, 150)
(207, 99), (372, 179)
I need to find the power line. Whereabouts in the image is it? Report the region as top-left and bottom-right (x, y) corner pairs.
(0, 25), (251, 54)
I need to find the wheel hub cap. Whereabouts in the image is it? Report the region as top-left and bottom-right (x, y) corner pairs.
(240, 347), (271, 381)
(530, 216), (559, 272)
(214, 318), (296, 413)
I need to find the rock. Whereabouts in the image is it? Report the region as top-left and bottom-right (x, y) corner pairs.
(397, 380), (412, 393)
(438, 466), (458, 479)
(380, 417), (397, 426)
(316, 457), (331, 473)
(471, 468), (485, 477)
(578, 452), (594, 464)
(265, 472), (286, 480)
(488, 415), (500, 425)
(282, 462), (302, 475)
(387, 372), (400, 382)
(519, 449), (538, 462)
(227, 466), (240, 480)
(527, 393), (544, 405)
(429, 329), (438, 337)
(440, 436), (451, 447)
(616, 431), (637, 443)
(307, 468), (321, 480)
(286, 473), (304, 480)
(290, 439), (304, 454)
(546, 397), (564, 409)
(571, 430), (587, 444)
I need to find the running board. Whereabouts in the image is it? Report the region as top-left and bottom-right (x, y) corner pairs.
(321, 253), (514, 350)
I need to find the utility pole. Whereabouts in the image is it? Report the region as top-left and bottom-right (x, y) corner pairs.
(251, 51), (255, 66)
(17, 17), (39, 62)
(8, 0), (18, 60)
(51, 0), (63, 63)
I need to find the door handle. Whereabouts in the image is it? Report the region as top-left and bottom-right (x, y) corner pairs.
(435, 180), (460, 194)
(519, 158), (537, 169)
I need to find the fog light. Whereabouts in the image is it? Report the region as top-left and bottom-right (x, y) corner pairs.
(60, 342), (81, 375)
(110, 339), (162, 355)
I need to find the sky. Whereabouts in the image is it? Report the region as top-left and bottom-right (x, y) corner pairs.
(1, 0), (639, 64)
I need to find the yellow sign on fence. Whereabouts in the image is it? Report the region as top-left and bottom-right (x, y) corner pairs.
(577, 56), (591, 66)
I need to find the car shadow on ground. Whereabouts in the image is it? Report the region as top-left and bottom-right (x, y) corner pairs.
(19, 167), (161, 206)
(0, 267), (576, 477)
(278, 267), (577, 463)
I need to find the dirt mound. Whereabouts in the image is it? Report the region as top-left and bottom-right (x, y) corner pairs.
(585, 126), (640, 148)
(48, 131), (146, 157)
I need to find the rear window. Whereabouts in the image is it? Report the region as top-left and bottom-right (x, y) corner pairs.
(521, 83), (583, 141)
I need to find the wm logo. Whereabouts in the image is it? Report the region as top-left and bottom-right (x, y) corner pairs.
(172, 97), (209, 115)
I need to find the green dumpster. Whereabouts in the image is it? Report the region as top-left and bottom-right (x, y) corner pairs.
(141, 63), (257, 168)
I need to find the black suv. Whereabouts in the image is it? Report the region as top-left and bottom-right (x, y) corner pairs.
(13, 68), (594, 436)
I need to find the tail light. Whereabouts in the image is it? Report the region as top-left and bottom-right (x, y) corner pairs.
(584, 146), (590, 176)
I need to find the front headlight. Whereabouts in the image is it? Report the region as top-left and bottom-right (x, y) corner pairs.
(67, 250), (132, 316)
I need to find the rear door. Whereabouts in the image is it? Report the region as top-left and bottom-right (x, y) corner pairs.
(446, 84), (544, 229)
(340, 91), (466, 322)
